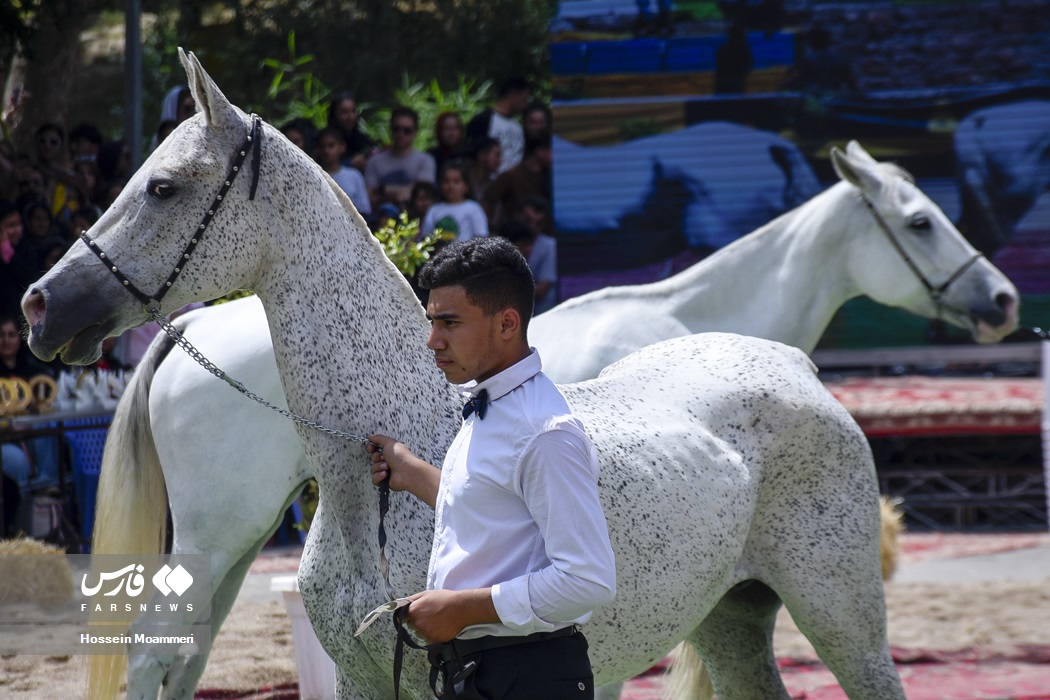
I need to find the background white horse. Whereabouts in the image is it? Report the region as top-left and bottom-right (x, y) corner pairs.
(81, 136), (1016, 697)
(535, 141), (1017, 382)
(23, 51), (905, 700)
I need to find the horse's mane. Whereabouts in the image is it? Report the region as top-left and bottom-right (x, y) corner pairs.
(267, 122), (426, 314)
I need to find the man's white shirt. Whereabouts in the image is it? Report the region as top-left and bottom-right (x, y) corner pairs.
(426, 349), (616, 638)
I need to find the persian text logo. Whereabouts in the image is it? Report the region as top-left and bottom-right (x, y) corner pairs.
(80, 564), (194, 598)
(81, 564), (146, 597)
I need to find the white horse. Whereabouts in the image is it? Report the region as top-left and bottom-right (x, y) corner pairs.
(24, 51), (906, 700)
(534, 141), (1018, 382)
(89, 135), (1017, 698)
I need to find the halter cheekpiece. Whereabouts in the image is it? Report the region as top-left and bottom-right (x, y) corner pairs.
(860, 193), (983, 307)
(80, 114), (263, 314)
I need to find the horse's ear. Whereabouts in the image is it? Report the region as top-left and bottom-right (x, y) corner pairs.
(844, 140), (878, 166)
(831, 145), (881, 195)
(179, 47), (241, 131)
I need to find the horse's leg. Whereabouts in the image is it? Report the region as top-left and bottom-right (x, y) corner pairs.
(776, 567), (904, 699)
(676, 581), (789, 700)
(159, 527), (284, 699)
(128, 493), (300, 700)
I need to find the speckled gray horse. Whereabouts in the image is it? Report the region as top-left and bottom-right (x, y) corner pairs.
(22, 51), (905, 700)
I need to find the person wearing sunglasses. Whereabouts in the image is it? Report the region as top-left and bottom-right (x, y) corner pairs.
(364, 107), (437, 213)
(32, 124), (78, 218)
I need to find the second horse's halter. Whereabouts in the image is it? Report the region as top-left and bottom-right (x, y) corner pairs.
(860, 193), (983, 312)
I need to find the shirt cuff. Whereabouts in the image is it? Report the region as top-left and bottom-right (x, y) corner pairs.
(491, 576), (559, 635)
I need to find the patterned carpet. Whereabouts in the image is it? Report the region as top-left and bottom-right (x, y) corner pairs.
(823, 376), (1043, 437)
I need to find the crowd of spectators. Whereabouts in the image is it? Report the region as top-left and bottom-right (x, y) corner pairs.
(276, 76), (558, 314)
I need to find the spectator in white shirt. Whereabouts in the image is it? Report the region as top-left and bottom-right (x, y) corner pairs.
(421, 161), (489, 242)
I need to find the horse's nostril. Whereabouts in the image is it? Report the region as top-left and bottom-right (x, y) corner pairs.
(22, 289), (47, 327)
(995, 292), (1015, 311)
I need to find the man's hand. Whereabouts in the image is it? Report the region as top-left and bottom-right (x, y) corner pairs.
(404, 588), (499, 644)
(367, 434), (441, 507)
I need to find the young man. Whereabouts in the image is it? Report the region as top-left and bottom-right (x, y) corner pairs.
(367, 237), (615, 699)
(466, 76), (531, 174)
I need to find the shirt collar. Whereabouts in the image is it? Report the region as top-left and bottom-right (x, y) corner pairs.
(458, 348), (541, 405)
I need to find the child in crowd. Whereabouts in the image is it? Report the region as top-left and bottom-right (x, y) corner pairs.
(315, 127), (372, 218)
(406, 180), (439, 223)
(421, 160), (489, 242)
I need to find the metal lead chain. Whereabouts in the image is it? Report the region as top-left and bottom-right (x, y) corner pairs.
(147, 307), (371, 444)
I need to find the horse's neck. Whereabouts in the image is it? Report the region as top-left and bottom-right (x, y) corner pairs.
(657, 184), (859, 353)
(252, 168), (459, 483)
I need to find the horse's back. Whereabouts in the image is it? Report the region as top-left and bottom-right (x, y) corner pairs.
(533, 293), (690, 383)
(574, 333), (865, 476)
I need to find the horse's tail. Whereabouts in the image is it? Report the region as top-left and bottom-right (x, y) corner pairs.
(664, 643), (714, 700)
(88, 329), (173, 700)
(879, 495), (905, 580)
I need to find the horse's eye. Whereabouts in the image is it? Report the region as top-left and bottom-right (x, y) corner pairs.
(148, 181), (176, 200)
(909, 213), (931, 231)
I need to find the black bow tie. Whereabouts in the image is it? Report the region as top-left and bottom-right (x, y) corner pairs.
(462, 389), (489, 420)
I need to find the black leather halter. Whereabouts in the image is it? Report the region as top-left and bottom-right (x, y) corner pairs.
(861, 193), (983, 307)
(80, 114), (263, 314)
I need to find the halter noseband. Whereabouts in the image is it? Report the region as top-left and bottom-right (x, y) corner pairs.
(861, 193), (983, 307)
(81, 114), (263, 314)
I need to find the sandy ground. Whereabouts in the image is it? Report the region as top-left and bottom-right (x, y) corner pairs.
(3, 545), (1050, 698)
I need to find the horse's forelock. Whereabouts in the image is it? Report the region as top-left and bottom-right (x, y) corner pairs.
(880, 161), (915, 185)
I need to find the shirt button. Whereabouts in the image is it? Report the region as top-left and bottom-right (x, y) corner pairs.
(578, 682), (585, 691)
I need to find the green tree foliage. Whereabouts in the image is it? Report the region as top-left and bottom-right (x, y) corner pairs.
(257, 33), (495, 151)
(261, 32), (332, 130)
(359, 74), (493, 152)
(173, 0), (556, 124)
(373, 211), (455, 277)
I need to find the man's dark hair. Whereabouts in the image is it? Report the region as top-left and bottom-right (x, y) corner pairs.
(69, 122), (104, 147)
(390, 106), (420, 130)
(419, 237), (535, 330)
(497, 76), (530, 98)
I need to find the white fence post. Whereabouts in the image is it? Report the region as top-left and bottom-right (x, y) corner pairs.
(1042, 340), (1050, 532)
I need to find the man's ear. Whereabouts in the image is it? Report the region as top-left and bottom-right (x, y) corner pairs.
(499, 308), (522, 340)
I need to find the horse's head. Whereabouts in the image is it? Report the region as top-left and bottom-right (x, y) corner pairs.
(23, 50), (281, 364)
(833, 141), (1019, 343)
